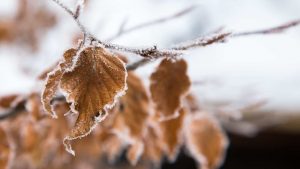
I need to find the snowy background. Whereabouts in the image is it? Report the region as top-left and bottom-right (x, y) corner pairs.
(1, 0), (300, 133)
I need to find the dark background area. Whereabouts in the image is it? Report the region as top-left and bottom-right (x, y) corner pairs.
(162, 131), (300, 169)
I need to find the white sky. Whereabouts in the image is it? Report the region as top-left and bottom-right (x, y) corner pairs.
(1, 0), (300, 114)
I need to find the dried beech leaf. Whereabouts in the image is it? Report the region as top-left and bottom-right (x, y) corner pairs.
(113, 72), (149, 139)
(109, 73), (149, 165)
(42, 49), (77, 118)
(159, 108), (186, 161)
(185, 113), (228, 169)
(8, 101), (71, 169)
(150, 59), (191, 120)
(60, 46), (127, 155)
(184, 94), (201, 113)
(143, 125), (164, 166)
(0, 0), (57, 50)
(126, 141), (144, 166)
(22, 123), (39, 152)
(0, 127), (11, 169)
(0, 94), (18, 109)
(100, 133), (125, 163)
(38, 61), (59, 80)
(0, 21), (15, 42)
(27, 93), (45, 121)
(70, 133), (103, 169)
(13, 121), (46, 169)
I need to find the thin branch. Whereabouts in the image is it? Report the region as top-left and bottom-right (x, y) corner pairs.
(171, 32), (231, 50)
(52, 0), (74, 16)
(107, 5), (197, 41)
(125, 32), (231, 70)
(126, 58), (152, 71)
(109, 17), (129, 41)
(50, 0), (300, 71)
(232, 19), (300, 37)
(0, 96), (66, 121)
(0, 100), (26, 120)
(74, 0), (86, 19)
(51, 0), (90, 43)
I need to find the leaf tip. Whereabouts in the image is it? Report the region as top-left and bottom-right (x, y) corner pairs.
(63, 137), (76, 156)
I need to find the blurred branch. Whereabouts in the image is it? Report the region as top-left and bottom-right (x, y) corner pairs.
(108, 17), (129, 41)
(126, 58), (152, 71)
(232, 19), (300, 37)
(51, 0), (90, 44)
(0, 96), (65, 121)
(107, 5), (197, 41)
(50, 0), (229, 58)
(0, 100), (26, 120)
(50, 0), (300, 70)
(171, 32), (231, 50)
(74, 0), (86, 19)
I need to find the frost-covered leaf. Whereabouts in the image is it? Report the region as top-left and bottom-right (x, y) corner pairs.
(143, 125), (164, 166)
(159, 108), (186, 161)
(26, 93), (46, 121)
(113, 72), (149, 139)
(0, 127), (11, 169)
(7, 101), (71, 169)
(0, 0), (57, 50)
(126, 141), (144, 166)
(97, 131), (125, 163)
(107, 73), (149, 165)
(185, 113), (228, 169)
(150, 59), (191, 120)
(184, 94), (201, 113)
(70, 133), (103, 169)
(42, 49), (77, 118)
(38, 61), (59, 80)
(60, 46), (127, 155)
(0, 94), (18, 109)
(0, 21), (14, 42)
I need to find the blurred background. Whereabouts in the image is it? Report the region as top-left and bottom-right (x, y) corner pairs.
(1, 0), (300, 168)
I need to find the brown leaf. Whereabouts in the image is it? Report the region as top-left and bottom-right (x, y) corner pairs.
(150, 59), (191, 120)
(159, 108), (186, 161)
(107, 73), (149, 165)
(70, 133), (103, 169)
(185, 113), (228, 169)
(27, 93), (45, 121)
(99, 132), (125, 163)
(113, 72), (149, 139)
(60, 46), (127, 155)
(13, 121), (47, 169)
(126, 141), (144, 166)
(184, 94), (201, 113)
(0, 94), (19, 109)
(0, 21), (15, 42)
(0, 127), (11, 169)
(142, 125), (164, 166)
(42, 49), (77, 118)
(38, 61), (59, 80)
(7, 101), (72, 169)
(0, 0), (57, 51)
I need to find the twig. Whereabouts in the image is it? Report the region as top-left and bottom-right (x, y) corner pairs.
(107, 5), (197, 41)
(109, 17), (129, 41)
(171, 32), (231, 50)
(0, 100), (26, 120)
(232, 19), (300, 37)
(126, 58), (152, 71)
(50, 0), (227, 58)
(51, 0), (90, 44)
(0, 96), (66, 121)
(125, 32), (231, 70)
(50, 0), (300, 71)
(74, 0), (85, 19)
